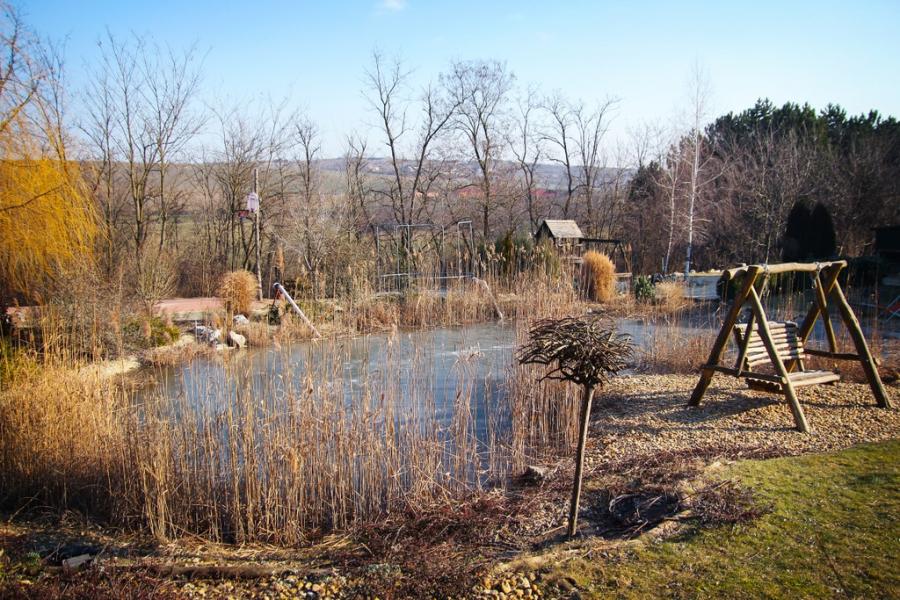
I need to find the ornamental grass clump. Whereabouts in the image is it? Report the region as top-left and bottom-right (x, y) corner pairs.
(518, 314), (632, 537)
(581, 251), (616, 302)
(218, 270), (258, 316)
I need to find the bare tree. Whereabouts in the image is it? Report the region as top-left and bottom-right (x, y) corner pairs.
(723, 126), (817, 262)
(628, 120), (662, 170)
(657, 137), (686, 273)
(540, 92), (577, 218)
(444, 59), (514, 239)
(364, 51), (459, 232)
(216, 100), (295, 277)
(682, 63), (720, 273)
(510, 86), (543, 232)
(103, 32), (156, 264)
(344, 132), (371, 229)
(141, 41), (204, 252)
(83, 30), (202, 287)
(81, 54), (122, 276)
(622, 122), (667, 273)
(296, 117), (319, 246)
(572, 98), (616, 234)
(0, 3), (44, 138)
(294, 115), (335, 293)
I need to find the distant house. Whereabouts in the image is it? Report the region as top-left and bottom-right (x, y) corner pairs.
(535, 219), (584, 246)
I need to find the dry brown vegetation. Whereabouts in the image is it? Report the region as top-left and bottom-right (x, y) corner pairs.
(654, 281), (689, 313)
(217, 270), (258, 317)
(0, 274), (585, 547)
(580, 251), (616, 303)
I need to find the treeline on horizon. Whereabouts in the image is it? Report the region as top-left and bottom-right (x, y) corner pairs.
(627, 99), (899, 274)
(1, 4), (898, 310)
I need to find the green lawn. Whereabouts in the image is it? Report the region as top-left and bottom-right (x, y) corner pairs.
(536, 440), (900, 599)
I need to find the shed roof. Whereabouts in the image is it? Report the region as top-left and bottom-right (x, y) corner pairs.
(537, 219), (584, 239)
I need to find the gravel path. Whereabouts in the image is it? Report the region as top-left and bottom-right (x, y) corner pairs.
(591, 374), (900, 461)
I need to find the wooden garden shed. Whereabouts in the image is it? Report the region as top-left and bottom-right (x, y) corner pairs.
(535, 219), (584, 247)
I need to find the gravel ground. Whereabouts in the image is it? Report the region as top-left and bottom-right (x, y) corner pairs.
(591, 374), (900, 462)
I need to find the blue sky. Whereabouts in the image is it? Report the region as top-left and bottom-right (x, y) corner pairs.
(20, 0), (900, 158)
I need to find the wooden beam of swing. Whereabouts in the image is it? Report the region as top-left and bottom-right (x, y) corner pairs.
(787, 262), (844, 372)
(796, 262), (843, 344)
(706, 364), (782, 382)
(813, 270), (838, 353)
(689, 265), (761, 406)
(830, 282), (892, 408)
(790, 262), (889, 408)
(722, 260), (848, 280)
(803, 348), (860, 361)
(733, 312), (755, 375)
(747, 286), (811, 432)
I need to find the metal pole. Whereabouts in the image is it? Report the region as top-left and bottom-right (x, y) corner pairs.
(254, 168), (263, 300)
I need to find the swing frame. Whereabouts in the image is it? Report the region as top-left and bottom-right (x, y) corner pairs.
(688, 261), (891, 432)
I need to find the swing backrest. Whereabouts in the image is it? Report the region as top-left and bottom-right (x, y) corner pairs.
(733, 320), (806, 371)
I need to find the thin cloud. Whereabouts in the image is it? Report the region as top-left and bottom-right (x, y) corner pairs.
(380, 0), (407, 11)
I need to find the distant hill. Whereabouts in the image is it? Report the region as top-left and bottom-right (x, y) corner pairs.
(313, 157), (632, 190)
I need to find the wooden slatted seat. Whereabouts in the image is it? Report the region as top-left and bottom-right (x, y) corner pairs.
(733, 320), (840, 392)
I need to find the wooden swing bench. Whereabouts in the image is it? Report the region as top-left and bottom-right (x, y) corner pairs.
(689, 261), (891, 433)
(733, 320), (840, 393)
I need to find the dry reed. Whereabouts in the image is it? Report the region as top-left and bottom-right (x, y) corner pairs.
(0, 279), (583, 545)
(654, 281), (689, 313)
(581, 251), (616, 303)
(218, 270), (258, 316)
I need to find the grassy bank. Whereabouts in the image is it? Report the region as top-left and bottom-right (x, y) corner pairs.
(520, 439), (900, 598)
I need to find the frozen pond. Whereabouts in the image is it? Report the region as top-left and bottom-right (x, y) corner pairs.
(145, 318), (716, 433)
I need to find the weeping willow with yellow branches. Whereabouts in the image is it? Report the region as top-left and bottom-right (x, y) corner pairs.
(0, 1), (96, 301)
(0, 117), (96, 299)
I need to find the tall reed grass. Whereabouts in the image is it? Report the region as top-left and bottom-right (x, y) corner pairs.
(580, 251), (616, 303)
(0, 275), (582, 544)
(218, 270), (258, 316)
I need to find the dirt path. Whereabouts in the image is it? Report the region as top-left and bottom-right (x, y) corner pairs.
(155, 297), (270, 321)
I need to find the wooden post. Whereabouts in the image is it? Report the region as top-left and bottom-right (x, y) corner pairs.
(797, 263), (842, 343)
(813, 271), (838, 353)
(734, 312), (756, 375)
(273, 282), (321, 338)
(568, 385), (594, 537)
(831, 283), (891, 408)
(689, 267), (760, 406)
(748, 286), (811, 433)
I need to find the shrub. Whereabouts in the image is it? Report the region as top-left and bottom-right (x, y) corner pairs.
(634, 275), (654, 302)
(122, 316), (179, 348)
(581, 251), (616, 302)
(267, 303), (282, 325)
(218, 270), (258, 316)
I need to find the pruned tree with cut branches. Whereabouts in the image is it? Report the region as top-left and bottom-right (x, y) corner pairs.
(518, 315), (632, 537)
